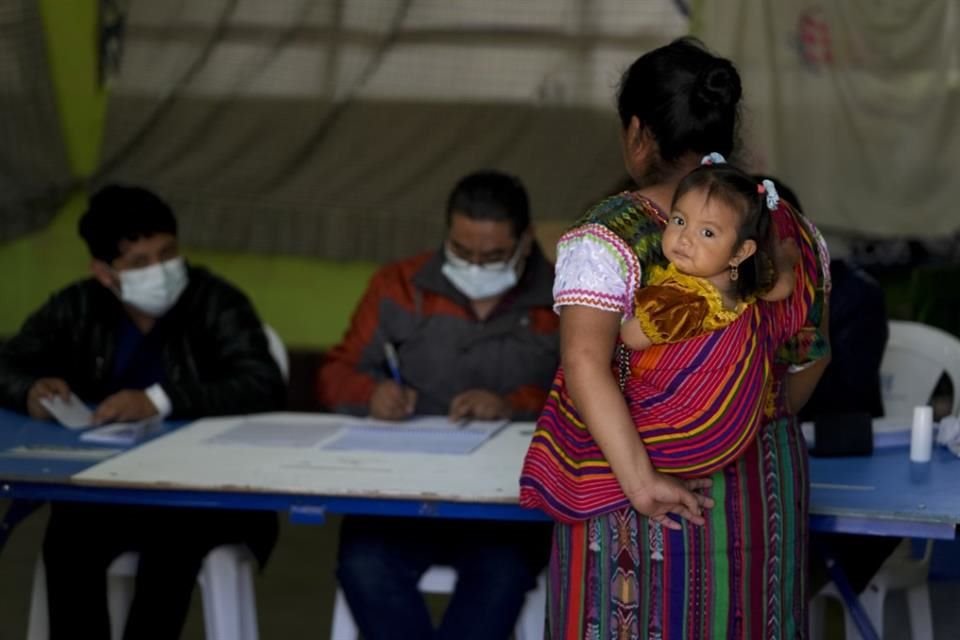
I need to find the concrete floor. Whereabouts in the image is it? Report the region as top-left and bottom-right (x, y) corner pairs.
(2, 500), (958, 639)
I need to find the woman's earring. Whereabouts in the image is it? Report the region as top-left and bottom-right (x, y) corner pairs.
(729, 264), (739, 281)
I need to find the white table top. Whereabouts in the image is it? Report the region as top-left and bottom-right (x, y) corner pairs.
(74, 413), (536, 504)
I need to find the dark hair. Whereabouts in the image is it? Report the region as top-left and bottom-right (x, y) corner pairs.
(672, 164), (775, 300)
(78, 184), (177, 263)
(445, 170), (530, 238)
(617, 37), (742, 165)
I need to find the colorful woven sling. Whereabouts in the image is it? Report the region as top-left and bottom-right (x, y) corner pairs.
(519, 193), (822, 523)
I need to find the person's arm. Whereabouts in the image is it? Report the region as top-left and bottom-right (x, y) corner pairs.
(619, 317), (653, 351)
(759, 236), (800, 303)
(561, 305), (712, 529)
(317, 266), (416, 418)
(0, 292), (73, 417)
(784, 305), (831, 415)
(777, 213), (833, 415)
(159, 284), (286, 418)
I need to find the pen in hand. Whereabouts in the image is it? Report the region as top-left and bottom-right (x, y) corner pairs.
(383, 342), (403, 385)
(370, 342), (416, 420)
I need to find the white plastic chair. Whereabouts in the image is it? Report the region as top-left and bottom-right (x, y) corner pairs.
(27, 323), (288, 639)
(262, 323), (289, 382)
(878, 320), (960, 419)
(810, 320), (960, 638)
(329, 566), (547, 640)
(27, 545), (258, 640)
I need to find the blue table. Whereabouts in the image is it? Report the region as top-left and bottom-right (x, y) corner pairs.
(808, 446), (960, 540)
(2, 410), (959, 538)
(0, 409), (139, 480)
(3, 411), (953, 640)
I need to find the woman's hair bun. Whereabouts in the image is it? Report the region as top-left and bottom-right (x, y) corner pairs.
(692, 61), (742, 111)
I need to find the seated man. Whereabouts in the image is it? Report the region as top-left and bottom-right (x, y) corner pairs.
(318, 170), (559, 640)
(804, 257), (898, 593)
(0, 185), (286, 639)
(799, 258), (888, 423)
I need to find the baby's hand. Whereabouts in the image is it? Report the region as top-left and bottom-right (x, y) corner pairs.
(773, 237), (800, 274)
(762, 237), (800, 302)
(620, 318), (652, 351)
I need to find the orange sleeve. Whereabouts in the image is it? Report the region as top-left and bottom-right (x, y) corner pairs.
(506, 384), (551, 418)
(316, 268), (392, 412)
(506, 307), (559, 417)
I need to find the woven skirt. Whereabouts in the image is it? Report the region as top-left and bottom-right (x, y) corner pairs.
(547, 417), (809, 640)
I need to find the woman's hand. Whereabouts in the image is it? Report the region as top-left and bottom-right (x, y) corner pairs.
(625, 471), (715, 530)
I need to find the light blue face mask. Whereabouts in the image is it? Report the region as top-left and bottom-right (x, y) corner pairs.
(441, 242), (525, 300)
(117, 256), (189, 317)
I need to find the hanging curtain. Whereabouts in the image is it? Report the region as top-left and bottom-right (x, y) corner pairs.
(696, 0), (960, 239)
(0, 0), (73, 242)
(95, 0), (688, 261)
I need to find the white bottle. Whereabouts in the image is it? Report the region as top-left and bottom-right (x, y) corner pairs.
(910, 405), (934, 463)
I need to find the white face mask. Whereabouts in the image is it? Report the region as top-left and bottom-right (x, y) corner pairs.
(116, 257), (189, 317)
(441, 242), (526, 300)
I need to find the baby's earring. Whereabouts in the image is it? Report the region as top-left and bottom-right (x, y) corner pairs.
(729, 263), (739, 281)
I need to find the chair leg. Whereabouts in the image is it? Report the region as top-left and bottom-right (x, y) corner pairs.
(514, 571), (547, 640)
(236, 554), (259, 640)
(906, 582), (933, 640)
(30, 552), (139, 640)
(26, 557), (48, 640)
(329, 587), (360, 640)
(106, 578), (134, 640)
(30, 546), (259, 640)
(854, 586), (885, 639)
(198, 545), (257, 640)
(106, 554), (137, 640)
(808, 592), (828, 640)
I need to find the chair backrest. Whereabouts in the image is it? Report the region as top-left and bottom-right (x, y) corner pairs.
(262, 324), (289, 382)
(880, 320), (960, 419)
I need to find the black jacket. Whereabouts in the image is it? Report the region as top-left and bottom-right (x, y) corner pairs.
(0, 265), (286, 418)
(799, 259), (888, 421)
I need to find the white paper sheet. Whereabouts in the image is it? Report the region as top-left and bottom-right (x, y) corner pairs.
(79, 420), (162, 446)
(205, 415), (346, 447)
(322, 418), (508, 455)
(39, 393), (93, 429)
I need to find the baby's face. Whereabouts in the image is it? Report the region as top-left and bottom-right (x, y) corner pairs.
(662, 188), (742, 287)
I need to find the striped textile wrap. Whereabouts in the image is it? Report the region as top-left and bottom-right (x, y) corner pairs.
(520, 195), (824, 523)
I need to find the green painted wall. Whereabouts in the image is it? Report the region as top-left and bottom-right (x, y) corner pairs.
(0, 1), (375, 349)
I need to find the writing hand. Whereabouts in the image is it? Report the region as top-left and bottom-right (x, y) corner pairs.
(370, 380), (417, 420)
(93, 390), (159, 425)
(26, 377), (71, 420)
(448, 389), (511, 421)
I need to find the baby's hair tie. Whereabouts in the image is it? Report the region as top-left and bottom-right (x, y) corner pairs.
(700, 152), (726, 165)
(759, 179), (780, 210)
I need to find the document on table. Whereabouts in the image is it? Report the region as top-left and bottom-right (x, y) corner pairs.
(321, 416), (509, 455)
(206, 415), (347, 448)
(79, 420), (163, 446)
